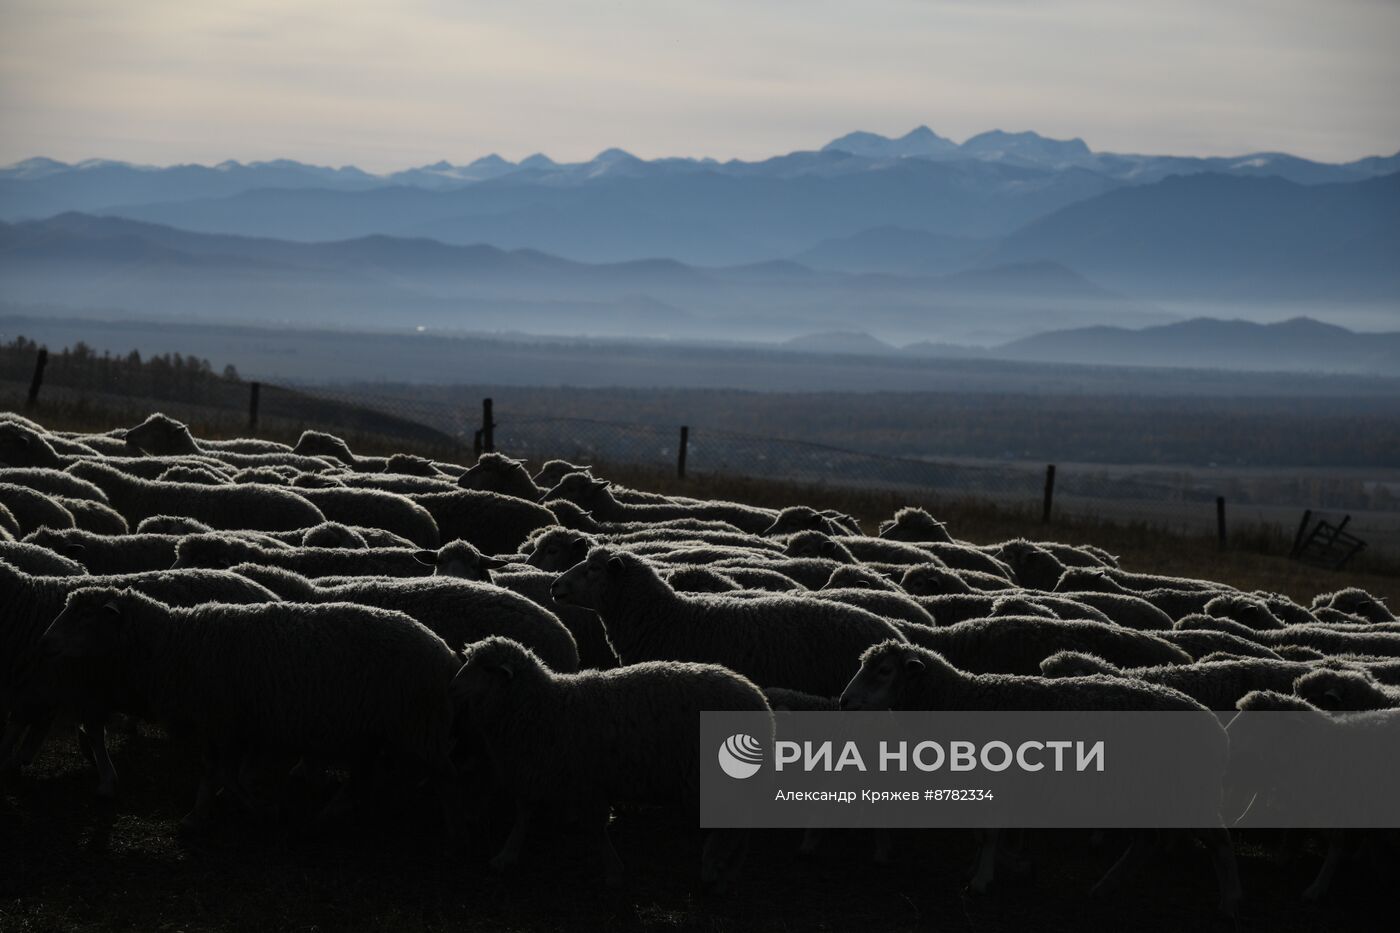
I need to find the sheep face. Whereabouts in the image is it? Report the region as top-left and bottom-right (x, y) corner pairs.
(526, 529), (591, 572)
(543, 473), (611, 509)
(840, 641), (930, 711)
(450, 637), (541, 715)
(1319, 588), (1394, 623)
(418, 541), (506, 581)
(543, 499), (599, 532)
(762, 506), (834, 537)
(123, 414), (199, 456)
(0, 425), (61, 468)
(995, 542), (1064, 591)
(783, 530), (845, 561)
(458, 454), (537, 499)
(899, 564), (970, 596)
(877, 508), (952, 544)
(532, 460), (591, 490)
(1293, 668), (1392, 712)
(1206, 595), (1282, 631)
(293, 431), (356, 465)
(822, 566), (893, 592)
(551, 550), (627, 610)
(385, 454), (442, 477)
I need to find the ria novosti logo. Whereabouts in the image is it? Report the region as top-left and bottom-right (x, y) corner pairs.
(717, 733), (764, 779)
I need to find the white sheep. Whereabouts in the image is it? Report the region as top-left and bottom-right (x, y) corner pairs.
(451, 636), (770, 887)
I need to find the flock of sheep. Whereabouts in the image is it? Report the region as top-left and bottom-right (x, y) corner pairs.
(2, 410), (1398, 917)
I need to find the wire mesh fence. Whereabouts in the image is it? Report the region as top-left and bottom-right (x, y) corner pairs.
(6, 343), (1398, 563)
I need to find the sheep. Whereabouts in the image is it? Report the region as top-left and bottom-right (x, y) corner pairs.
(906, 593), (1109, 628)
(232, 466), (291, 486)
(458, 453), (545, 501)
(762, 506), (847, 537)
(1039, 651), (1316, 711)
(898, 563), (1016, 595)
(992, 541), (1115, 592)
(1045, 591), (1174, 632)
(876, 507), (954, 543)
(1225, 692), (1400, 900)
(0, 484), (75, 535)
(55, 497), (128, 536)
(1178, 616), (1400, 659)
(1101, 568), (1229, 594)
(490, 569), (617, 670)
(0, 422), (79, 468)
(451, 636), (770, 886)
(890, 616), (1190, 675)
(824, 566), (901, 592)
(0, 562), (280, 794)
(0, 468), (109, 504)
(798, 588), (937, 628)
(290, 487), (440, 548)
(606, 526), (784, 552)
(411, 490), (556, 555)
(708, 556), (845, 591)
(762, 686), (839, 711)
(1204, 594), (1286, 631)
(782, 530), (933, 568)
(135, 515), (215, 536)
(118, 412), (212, 456)
(0, 541), (86, 577)
(1158, 627), (1286, 662)
(1247, 591), (1321, 627)
(532, 459), (591, 489)
(1311, 587), (1394, 624)
(914, 543), (1014, 580)
(0, 502), (17, 540)
(664, 566), (741, 593)
(1055, 569), (1220, 620)
(416, 540), (514, 582)
(551, 547), (905, 696)
(158, 464), (232, 485)
(1274, 644), (1326, 661)
(291, 430), (361, 467)
(228, 564), (578, 673)
(66, 461), (325, 533)
(988, 594), (1114, 625)
(384, 453), (445, 477)
(1291, 667), (1400, 711)
(544, 474), (777, 535)
(18, 586), (457, 824)
(702, 567), (800, 592)
(543, 499), (603, 533)
(840, 641), (1239, 914)
(298, 521), (369, 549)
(174, 533), (432, 579)
(291, 473), (348, 489)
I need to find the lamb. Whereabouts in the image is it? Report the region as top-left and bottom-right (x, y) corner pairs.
(898, 563), (1016, 595)
(0, 484), (75, 535)
(23, 527), (224, 575)
(840, 641), (1239, 913)
(120, 413), (290, 456)
(532, 459), (591, 489)
(551, 547), (905, 696)
(490, 569), (617, 670)
(66, 461), (326, 532)
(544, 474), (777, 535)
(1225, 691), (1400, 900)
(0, 541), (86, 577)
(1311, 587), (1394, 624)
(0, 422), (86, 468)
(1291, 667), (1400, 711)
(0, 468), (110, 504)
(876, 507), (954, 543)
(1039, 651), (1316, 711)
(292, 487), (440, 548)
(291, 430), (367, 468)
(992, 541), (1115, 591)
(762, 506), (848, 537)
(228, 564), (579, 673)
(542, 499), (603, 533)
(411, 490), (556, 555)
(457, 453), (546, 501)
(450, 636), (770, 886)
(416, 539), (514, 581)
(18, 586), (457, 824)
(173, 533), (431, 578)
(889, 616), (1190, 675)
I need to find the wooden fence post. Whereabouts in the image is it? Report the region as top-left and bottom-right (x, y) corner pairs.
(1042, 464), (1056, 523)
(1289, 509), (1312, 558)
(678, 425), (689, 479)
(247, 381), (260, 432)
(482, 398), (494, 453)
(1216, 496), (1227, 551)
(25, 348), (47, 408)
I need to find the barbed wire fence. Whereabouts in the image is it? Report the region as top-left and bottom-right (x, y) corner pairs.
(7, 347), (1397, 565)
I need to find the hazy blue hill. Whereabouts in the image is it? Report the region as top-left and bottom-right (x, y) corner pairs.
(821, 125), (958, 158)
(987, 171), (1400, 298)
(793, 225), (987, 275)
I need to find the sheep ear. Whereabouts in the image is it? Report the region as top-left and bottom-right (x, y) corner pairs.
(591, 478), (611, 490)
(819, 540), (838, 556)
(492, 662), (515, 681)
(607, 555), (625, 575)
(102, 601), (122, 618)
(112, 430), (126, 441)
(904, 657), (925, 673)
(61, 543), (86, 556)
(413, 550), (438, 566)
(479, 555), (508, 570)
(572, 537), (589, 552)
(1322, 688), (1344, 706)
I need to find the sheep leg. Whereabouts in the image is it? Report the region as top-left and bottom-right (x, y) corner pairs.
(968, 828), (1000, 893)
(490, 802), (533, 872)
(584, 801), (626, 888)
(1201, 827), (1241, 916)
(81, 719), (119, 799)
(1090, 830), (1160, 900)
(1302, 829), (1346, 902)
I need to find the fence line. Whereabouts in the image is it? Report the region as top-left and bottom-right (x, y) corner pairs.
(9, 347), (1399, 560)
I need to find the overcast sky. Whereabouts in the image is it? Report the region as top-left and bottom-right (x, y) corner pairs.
(2, 0), (1397, 171)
